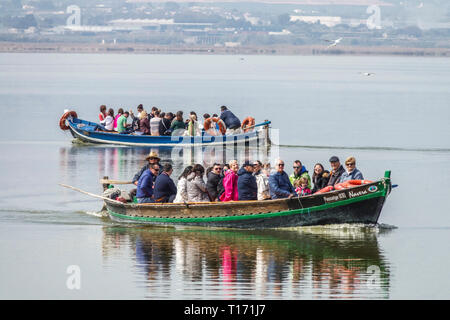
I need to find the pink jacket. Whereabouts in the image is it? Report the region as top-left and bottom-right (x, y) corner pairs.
(113, 114), (122, 130)
(220, 170), (238, 202)
(295, 186), (312, 197)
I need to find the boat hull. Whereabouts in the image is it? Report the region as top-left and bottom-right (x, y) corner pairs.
(67, 117), (269, 147)
(105, 179), (391, 229)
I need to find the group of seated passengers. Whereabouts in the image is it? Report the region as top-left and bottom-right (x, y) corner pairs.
(98, 104), (242, 136)
(133, 152), (364, 204)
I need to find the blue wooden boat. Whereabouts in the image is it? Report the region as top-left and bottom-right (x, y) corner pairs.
(59, 110), (271, 147)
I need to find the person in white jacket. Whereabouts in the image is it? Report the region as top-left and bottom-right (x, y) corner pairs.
(253, 160), (271, 200)
(100, 108), (115, 131)
(173, 166), (193, 203)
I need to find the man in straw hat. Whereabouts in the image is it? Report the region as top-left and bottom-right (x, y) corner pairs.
(132, 151), (161, 186)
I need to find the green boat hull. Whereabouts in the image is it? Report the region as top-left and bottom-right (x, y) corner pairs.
(105, 173), (392, 229)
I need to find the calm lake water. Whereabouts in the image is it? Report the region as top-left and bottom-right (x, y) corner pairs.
(0, 53), (449, 300)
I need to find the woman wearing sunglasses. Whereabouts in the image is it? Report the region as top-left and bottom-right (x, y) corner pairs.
(339, 156), (364, 183)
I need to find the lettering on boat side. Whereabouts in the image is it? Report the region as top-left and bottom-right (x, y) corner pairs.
(349, 189), (369, 198)
(323, 192), (347, 203)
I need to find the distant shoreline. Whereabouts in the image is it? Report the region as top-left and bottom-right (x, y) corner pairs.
(0, 42), (449, 56)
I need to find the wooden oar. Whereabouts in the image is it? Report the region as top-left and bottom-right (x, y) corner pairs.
(59, 183), (123, 204)
(99, 179), (133, 185)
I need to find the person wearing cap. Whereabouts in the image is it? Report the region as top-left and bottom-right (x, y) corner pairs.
(268, 159), (296, 199)
(327, 156), (346, 186)
(220, 106), (241, 134)
(339, 156), (364, 183)
(237, 161), (258, 201)
(253, 160), (270, 200)
(132, 151), (161, 186)
(289, 160), (312, 189)
(136, 163), (160, 203)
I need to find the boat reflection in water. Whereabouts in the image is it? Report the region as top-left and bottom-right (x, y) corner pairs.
(101, 226), (392, 299)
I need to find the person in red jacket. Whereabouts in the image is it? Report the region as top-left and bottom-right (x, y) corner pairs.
(99, 105), (107, 122)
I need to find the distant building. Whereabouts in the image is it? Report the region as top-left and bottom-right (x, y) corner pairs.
(290, 16), (342, 28)
(225, 42), (240, 47)
(269, 29), (291, 36)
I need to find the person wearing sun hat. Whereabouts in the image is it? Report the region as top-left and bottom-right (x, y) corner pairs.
(132, 151), (161, 185)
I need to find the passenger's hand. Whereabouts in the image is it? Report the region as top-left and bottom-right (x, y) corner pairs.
(134, 181), (138, 186)
(288, 194), (294, 199)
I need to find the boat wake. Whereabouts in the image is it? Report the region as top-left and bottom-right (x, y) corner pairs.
(78, 210), (107, 218)
(0, 208), (107, 219)
(284, 223), (397, 239)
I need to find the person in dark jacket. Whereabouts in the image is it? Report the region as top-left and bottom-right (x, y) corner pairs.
(138, 110), (150, 135)
(206, 163), (222, 201)
(220, 105), (241, 130)
(136, 163), (160, 203)
(268, 159), (296, 199)
(159, 112), (172, 136)
(153, 163), (177, 203)
(132, 151), (161, 185)
(311, 163), (330, 193)
(237, 161), (258, 201)
(130, 104), (144, 132)
(216, 164), (229, 199)
(327, 156), (346, 186)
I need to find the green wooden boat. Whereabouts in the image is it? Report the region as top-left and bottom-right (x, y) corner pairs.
(99, 171), (393, 229)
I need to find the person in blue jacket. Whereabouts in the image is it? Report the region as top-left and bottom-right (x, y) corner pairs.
(268, 159), (296, 199)
(136, 163), (160, 203)
(237, 161), (258, 201)
(220, 105), (241, 131)
(153, 163), (178, 203)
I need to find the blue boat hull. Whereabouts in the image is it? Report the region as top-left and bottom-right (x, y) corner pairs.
(67, 118), (270, 147)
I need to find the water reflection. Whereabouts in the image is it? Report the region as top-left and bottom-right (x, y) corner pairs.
(101, 226), (391, 299)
